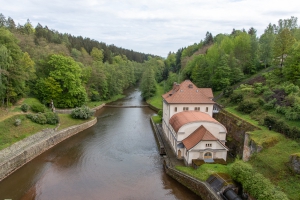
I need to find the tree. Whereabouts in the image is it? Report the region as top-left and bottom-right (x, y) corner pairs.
(283, 41), (300, 85)
(273, 28), (295, 67)
(259, 31), (275, 68)
(90, 47), (104, 62)
(36, 54), (87, 108)
(140, 68), (156, 99)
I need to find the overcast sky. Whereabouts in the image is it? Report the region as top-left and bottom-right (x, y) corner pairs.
(1, 0), (300, 57)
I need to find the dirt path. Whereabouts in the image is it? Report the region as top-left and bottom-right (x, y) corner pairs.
(0, 98), (25, 122)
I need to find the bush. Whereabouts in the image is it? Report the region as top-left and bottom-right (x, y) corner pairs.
(158, 110), (162, 118)
(237, 100), (258, 114)
(26, 112), (58, 125)
(230, 93), (244, 103)
(31, 103), (46, 113)
(223, 87), (233, 98)
(71, 106), (94, 119)
(230, 160), (288, 200)
(263, 98), (276, 110)
(21, 104), (29, 112)
(14, 118), (22, 126)
(44, 112), (60, 125)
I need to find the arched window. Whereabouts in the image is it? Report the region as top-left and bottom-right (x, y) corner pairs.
(204, 152), (212, 159)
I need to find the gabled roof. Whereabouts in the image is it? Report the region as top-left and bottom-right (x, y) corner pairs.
(182, 125), (218, 150)
(169, 111), (221, 132)
(182, 125), (229, 151)
(162, 80), (214, 104)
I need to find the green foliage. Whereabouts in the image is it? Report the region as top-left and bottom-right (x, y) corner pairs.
(140, 68), (157, 100)
(223, 87), (233, 98)
(263, 98), (276, 110)
(230, 93), (244, 103)
(44, 112), (59, 125)
(71, 106), (94, 119)
(21, 103), (29, 112)
(27, 113), (47, 125)
(30, 103), (46, 113)
(14, 118), (21, 126)
(230, 160), (288, 200)
(237, 100), (258, 114)
(158, 110), (162, 117)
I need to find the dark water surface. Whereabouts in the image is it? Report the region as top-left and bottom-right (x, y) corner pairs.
(0, 88), (199, 200)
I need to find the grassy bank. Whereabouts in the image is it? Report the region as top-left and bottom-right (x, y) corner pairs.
(85, 94), (125, 108)
(176, 164), (230, 181)
(57, 114), (95, 131)
(147, 83), (164, 110)
(0, 114), (56, 150)
(223, 106), (300, 200)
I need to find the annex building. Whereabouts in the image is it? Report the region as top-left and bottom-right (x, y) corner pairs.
(162, 80), (228, 165)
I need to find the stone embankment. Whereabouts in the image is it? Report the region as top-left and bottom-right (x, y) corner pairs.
(150, 118), (221, 200)
(0, 118), (97, 181)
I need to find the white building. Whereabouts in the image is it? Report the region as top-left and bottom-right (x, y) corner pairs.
(162, 80), (228, 165)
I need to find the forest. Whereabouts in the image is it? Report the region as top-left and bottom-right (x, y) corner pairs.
(0, 13), (163, 108)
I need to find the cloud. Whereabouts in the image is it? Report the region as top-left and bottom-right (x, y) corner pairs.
(1, 0), (300, 57)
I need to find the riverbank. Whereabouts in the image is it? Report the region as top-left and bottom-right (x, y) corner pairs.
(0, 118), (97, 181)
(150, 117), (221, 200)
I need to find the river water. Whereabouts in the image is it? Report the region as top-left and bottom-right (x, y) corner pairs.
(0, 88), (199, 200)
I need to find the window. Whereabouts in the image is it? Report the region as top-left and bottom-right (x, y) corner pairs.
(206, 107), (208, 112)
(205, 143), (212, 147)
(183, 107), (189, 111)
(174, 107), (177, 112)
(194, 107), (200, 111)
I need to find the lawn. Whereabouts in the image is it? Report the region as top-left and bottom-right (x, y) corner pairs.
(57, 114), (95, 131)
(147, 83), (164, 110)
(0, 114), (56, 150)
(176, 164), (230, 181)
(85, 94), (125, 108)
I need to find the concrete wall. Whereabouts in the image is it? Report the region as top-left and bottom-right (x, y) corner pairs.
(0, 118), (97, 181)
(163, 160), (222, 200)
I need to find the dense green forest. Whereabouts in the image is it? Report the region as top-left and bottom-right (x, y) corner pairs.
(0, 13), (164, 108)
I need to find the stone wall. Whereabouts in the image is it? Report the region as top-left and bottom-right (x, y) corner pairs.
(0, 118), (97, 181)
(213, 109), (259, 158)
(163, 160), (222, 200)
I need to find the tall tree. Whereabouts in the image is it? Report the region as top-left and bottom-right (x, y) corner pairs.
(273, 28), (295, 67)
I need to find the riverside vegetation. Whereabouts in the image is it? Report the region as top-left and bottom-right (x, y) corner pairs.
(1, 13), (300, 199)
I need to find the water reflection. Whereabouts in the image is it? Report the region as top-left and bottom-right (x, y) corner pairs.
(0, 88), (199, 200)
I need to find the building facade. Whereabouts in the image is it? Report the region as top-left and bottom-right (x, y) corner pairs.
(162, 80), (228, 165)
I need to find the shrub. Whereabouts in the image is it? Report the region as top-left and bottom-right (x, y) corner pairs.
(230, 93), (244, 103)
(14, 118), (22, 126)
(44, 112), (59, 125)
(223, 87), (233, 98)
(230, 160), (288, 200)
(31, 103), (46, 113)
(263, 98), (276, 110)
(237, 100), (258, 114)
(26, 112), (58, 125)
(21, 104), (29, 112)
(158, 110), (162, 118)
(71, 106), (94, 119)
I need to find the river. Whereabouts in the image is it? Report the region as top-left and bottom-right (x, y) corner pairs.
(0, 88), (199, 200)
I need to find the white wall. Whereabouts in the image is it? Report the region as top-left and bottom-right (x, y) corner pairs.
(177, 121), (227, 142)
(169, 103), (214, 119)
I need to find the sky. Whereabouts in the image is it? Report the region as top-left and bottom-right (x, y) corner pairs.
(1, 0), (300, 57)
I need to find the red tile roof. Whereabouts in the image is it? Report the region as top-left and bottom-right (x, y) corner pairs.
(162, 80), (214, 104)
(169, 111), (221, 132)
(182, 125), (217, 150)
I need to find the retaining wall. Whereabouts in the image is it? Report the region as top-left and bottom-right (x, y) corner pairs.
(163, 161), (222, 200)
(0, 118), (97, 181)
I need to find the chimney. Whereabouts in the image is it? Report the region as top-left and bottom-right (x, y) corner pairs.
(188, 84), (193, 88)
(173, 82), (177, 90)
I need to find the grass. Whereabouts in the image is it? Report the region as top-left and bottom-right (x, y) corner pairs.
(0, 114), (56, 150)
(57, 114), (95, 131)
(152, 115), (162, 123)
(176, 164), (230, 181)
(147, 83), (164, 110)
(224, 106), (300, 199)
(85, 94), (125, 108)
